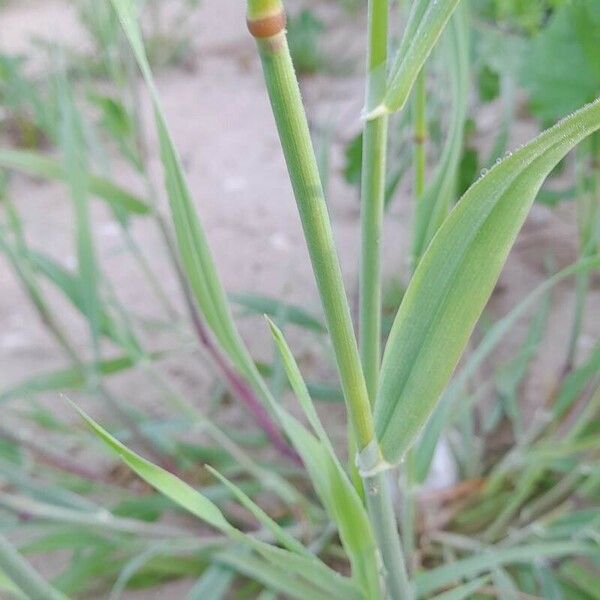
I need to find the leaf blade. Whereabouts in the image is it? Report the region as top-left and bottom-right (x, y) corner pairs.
(375, 98), (600, 464)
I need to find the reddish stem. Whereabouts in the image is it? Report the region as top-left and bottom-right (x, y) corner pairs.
(183, 285), (301, 465)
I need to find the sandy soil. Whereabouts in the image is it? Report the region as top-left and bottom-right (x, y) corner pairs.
(0, 0), (599, 597)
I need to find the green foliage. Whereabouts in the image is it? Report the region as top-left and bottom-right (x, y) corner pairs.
(0, 0), (599, 598)
(287, 9), (325, 74)
(521, 0), (600, 122)
(376, 99), (600, 464)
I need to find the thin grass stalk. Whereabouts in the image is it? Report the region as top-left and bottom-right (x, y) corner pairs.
(0, 535), (67, 600)
(246, 0), (375, 451)
(400, 453), (417, 574)
(181, 279), (302, 464)
(363, 471), (412, 599)
(412, 69), (427, 200)
(112, 21), (297, 462)
(2, 208), (175, 471)
(360, 0), (389, 402)
(359, 1), (413, 597)
(247, 3), (413, 598)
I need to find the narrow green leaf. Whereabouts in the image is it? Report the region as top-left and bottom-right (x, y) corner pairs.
(186, 564), (234, 600)
(555, 340), (600, 418)
(0, 534), (67, 600)
(414, 256), (600, 481)
(375, 0), (462, 115)
(109, 0), (284, 439)
(375, 98), (600, 465)
(0, 148), (150, 214)
(267, 321), (380, 599)
(75, 405), (354, 599)
(57, 75), (102, 367)
(429, 575), (490, 600)
(267, 319), (333, 447)
(414, 542), (598, 597)
(206, 466), (309, 557)
(0, 568), (26, 600)
(230, 292), (326, 333)
(560, 561), (600, 599)
(74, 405), (230, 531)
(28, 250), (139, 351)
(216, 550), (334, 600)
(0, 354), (147, 402)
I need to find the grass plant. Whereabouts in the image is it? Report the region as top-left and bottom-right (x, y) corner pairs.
(0, 0), (599, 598)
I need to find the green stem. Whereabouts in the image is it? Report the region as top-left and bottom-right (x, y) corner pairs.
(247, 3), (415, 597)
(0, 533), (67, 600)
(247, 3), (375, 450)
(360, 117), (387, 399)
(360, 0), (389, 402)
(412, 68), (427, 200)
(364, 471), (413, 600)
(400, 453), (417, 574)
(360, 1), (414, 597)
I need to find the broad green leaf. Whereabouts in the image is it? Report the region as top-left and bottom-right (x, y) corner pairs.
(375, 0), (462, 115)
(413, 256), (600, 481)
(0, 148), (150, 215)
(375, 97), (600, 465)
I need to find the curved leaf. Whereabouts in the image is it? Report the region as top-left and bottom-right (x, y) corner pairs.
(75, 405), (357, 600)
(371, 0), (462, 116)
(375, 98), (600, 465)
